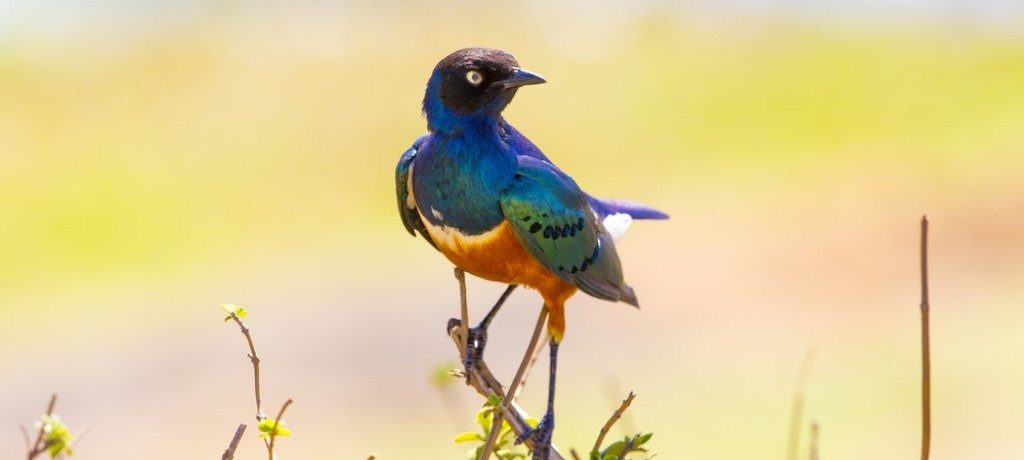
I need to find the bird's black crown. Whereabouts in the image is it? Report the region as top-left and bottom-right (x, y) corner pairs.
(434, 48), (521, 113)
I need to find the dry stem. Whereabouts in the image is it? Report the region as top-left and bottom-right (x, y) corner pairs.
(228, 313), (266, 422)
(25, 394), (58, 460)
(479, 306), (549, 460)
(919, 216), (931, 460)
(456, 268), (470, 373)
(267, 398), (294, 460)
(592, 391), (636, 454)
(221, 424), (247, 460)
(447, 313), (565, 460)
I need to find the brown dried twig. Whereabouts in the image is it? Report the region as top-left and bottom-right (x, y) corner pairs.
(223, 308), (294, 459)
(267, 398), (294, 460)
(592, 391), (636, 454)
(447, 310), (565, 460)
(221, 423), (247, 460)
(228, 312), (266, 422)
(919, 216), (931, 460)
(25, 394), (58, 460)
(478, 306), (549, 460)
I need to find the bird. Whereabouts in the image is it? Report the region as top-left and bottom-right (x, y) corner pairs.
(395, 48), (667, 459)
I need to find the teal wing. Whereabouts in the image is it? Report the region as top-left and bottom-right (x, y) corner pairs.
(396, 135), (437, 249)
(500, 156), (638, 306)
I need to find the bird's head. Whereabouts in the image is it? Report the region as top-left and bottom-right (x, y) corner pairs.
(423, 48), (545, 133)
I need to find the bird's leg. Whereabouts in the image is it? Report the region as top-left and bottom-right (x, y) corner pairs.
(447, 284), (518, 377)
(516, 339), (559, 460)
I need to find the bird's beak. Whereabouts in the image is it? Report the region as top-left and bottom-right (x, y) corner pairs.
(497, 68), (546, 90)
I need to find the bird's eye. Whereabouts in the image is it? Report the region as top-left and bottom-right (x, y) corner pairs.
(465, 70), (484, 86)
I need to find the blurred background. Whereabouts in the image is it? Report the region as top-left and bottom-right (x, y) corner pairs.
(2, 1), (1024, 458)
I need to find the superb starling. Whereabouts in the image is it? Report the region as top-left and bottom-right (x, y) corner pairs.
(395, 48), (666, 458)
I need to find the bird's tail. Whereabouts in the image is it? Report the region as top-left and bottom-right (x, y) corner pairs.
(620, 283), (640, 308)
(587, 196), (669, 220)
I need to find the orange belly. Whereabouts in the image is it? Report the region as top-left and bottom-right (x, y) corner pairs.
(422, 219), (576, 340)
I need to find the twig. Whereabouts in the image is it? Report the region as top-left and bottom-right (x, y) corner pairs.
(808, 421), (819, 460)
(267, 398), (294, 460)
(601, 378), (637, 436)
(221, 423), (247, 460)
(447, 311), (565, 460)
(479, 306), (549, 460)
(786, 349), (816, 460)
(228, 313), (266, 421)
(592, 392), (636, 454)
(479, 408), (505, 460)
(26, 393), (57, 460)
(570, 449), (582, 460)
(919, 216), (931, 460)
(515, 335), (548, 399)
(456, 268), (470, 378)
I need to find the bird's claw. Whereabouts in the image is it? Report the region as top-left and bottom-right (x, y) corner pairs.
(446, 318), (489, 382)
(516, 412), (554, 459)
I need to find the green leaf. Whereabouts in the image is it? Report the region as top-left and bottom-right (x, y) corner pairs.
(39, 415), (74, 458)
(476, 406), (493, 433)
(454, 431), (484, 444)
(257, 418), (292, 439)
(220, 304), (248, 321)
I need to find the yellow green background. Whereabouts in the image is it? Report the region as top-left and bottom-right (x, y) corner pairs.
(2, 2), (1023, 459)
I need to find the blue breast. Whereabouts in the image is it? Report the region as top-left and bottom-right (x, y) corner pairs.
(412, 125), (518, 235)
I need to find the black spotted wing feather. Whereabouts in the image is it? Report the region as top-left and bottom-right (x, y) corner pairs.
(500, 157), (637, 306)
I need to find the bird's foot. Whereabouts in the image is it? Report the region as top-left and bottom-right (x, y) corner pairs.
(516, 411), (554, 460)
(446, 318), (489, 381)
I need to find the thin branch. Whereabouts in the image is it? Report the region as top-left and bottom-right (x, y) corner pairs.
(267, 398), (294, 460)
(26, 393), (57, 460)
(592, 392), (636, 454)
(786, 349), (816, 460)
(228, 313), (266, 422)
(479, 407), (505, 460)
(570, 449), (582, 460)
(808, 421), (819, 460)
(920, 216), (931, 460)
(221, 423), (247, 460)
(515, 334), (548, 399)
(447, 311), (565, 460)
(479, 306), (549, 460)
(456, 268), (470, 381)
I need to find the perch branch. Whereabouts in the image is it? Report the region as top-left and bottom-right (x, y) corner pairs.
(456, 268), (470, 377)
(447, 310), (565, 460)
(592, 391), (636, 454)
(25, 393), (57, 460)
(479, 306), (549, 460)
(515, 334), (549, 399)
(267, 398), (294, 460)
(221, 424), (247, 460)
(919, 216), (931, 460)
